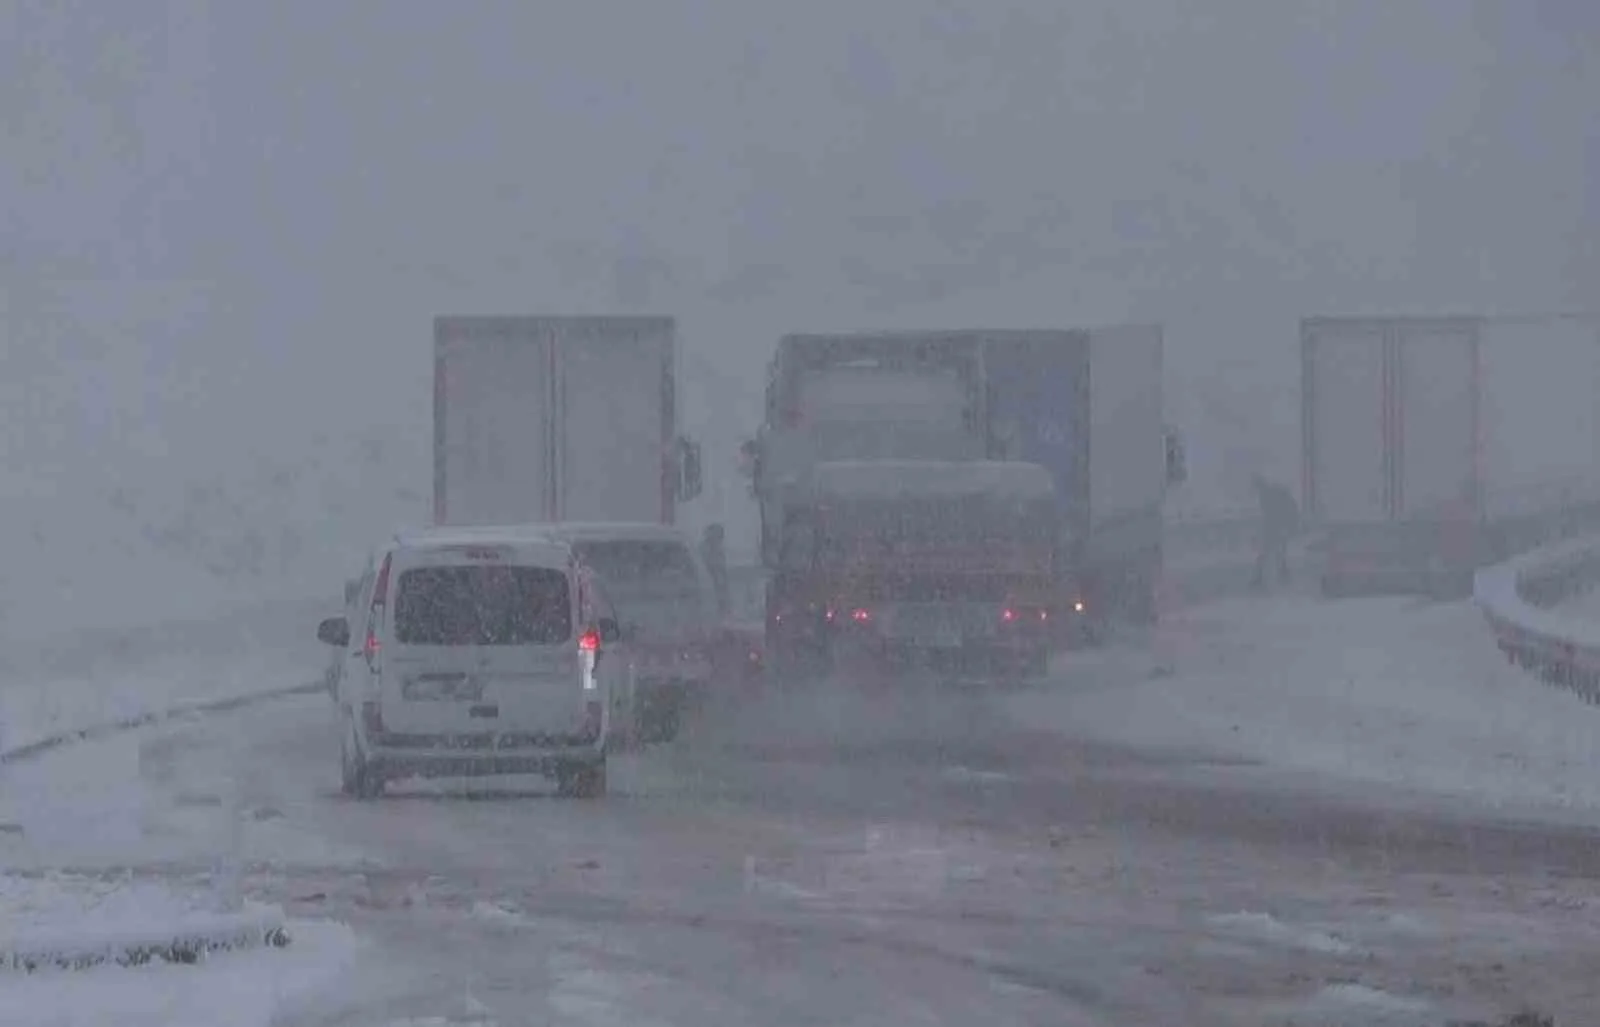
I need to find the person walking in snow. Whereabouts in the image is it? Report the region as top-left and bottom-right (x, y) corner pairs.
(1251, 473), (1299, 589)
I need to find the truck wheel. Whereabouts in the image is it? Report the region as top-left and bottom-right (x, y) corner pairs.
(556, 758), (607, 799)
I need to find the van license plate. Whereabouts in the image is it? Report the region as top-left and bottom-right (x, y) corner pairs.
(403, 675), (486, 702)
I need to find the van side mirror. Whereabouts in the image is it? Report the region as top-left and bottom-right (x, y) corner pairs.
(317, 616), (351, 649)
(598, 617), (622, 644)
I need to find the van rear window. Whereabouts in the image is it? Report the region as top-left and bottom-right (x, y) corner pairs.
(393, 566), (571, 646)
(572, 541), (699, 591)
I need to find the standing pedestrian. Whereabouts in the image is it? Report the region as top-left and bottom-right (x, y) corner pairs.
(1251, 473), (1299, 589)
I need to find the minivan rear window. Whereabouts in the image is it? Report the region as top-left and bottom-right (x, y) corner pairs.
(392, 565), (571, 646)
(572, 541), (700, 593)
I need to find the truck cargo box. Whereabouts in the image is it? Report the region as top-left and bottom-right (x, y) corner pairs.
(434, 316), (698, 527)
(1302, 313), (1600, 597)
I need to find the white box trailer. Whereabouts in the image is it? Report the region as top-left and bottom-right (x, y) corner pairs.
(1302, 313), (1600, 597)
(433, 316), (701, 527)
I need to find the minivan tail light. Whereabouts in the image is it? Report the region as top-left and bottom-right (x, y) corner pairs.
(578, 629), (601, 652)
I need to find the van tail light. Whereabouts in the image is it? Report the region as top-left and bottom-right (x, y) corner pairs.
(363, 553), (392, 671)
(578, 629), (601, 652)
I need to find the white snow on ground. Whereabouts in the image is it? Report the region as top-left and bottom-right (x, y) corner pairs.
(0, 651), (311, 757)
(0, 915), (357, 1027)
(1014, 593), (1600, 816)
(0, 712), (366, 870)
(1205, 911), (1357, 956)
(0, 872), (357, 1027)
(0, 873), (283, 968)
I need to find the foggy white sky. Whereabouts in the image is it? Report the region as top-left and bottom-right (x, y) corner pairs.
(1, 0), (1596, 616)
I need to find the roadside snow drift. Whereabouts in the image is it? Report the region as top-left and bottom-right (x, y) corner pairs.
(1013, 593), (1600, 816)
(0, 874), (288, 973)
(0, 874), (355, 1027)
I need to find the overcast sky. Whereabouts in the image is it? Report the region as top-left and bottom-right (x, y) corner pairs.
(2, 0), (1596, 589)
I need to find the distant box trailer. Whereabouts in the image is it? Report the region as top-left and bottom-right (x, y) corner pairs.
(1302, 313), (1600, 597)
(433, 316), (701, 527)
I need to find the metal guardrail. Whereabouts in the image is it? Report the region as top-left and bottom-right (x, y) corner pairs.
(1476, 535), (1600, 702)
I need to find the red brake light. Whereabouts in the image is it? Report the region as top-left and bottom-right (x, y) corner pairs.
(1002, 608), (1016, 622)
(578, 629), (601, 652)
(850, 608), (871, 623)
(363, 631), (380, 659)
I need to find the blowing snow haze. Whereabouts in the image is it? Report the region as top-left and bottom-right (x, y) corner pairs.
(2, 0), (1595, 636)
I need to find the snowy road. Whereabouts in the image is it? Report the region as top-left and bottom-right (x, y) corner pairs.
(8, 591), (1600, 1024)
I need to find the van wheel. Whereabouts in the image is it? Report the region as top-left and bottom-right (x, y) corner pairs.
(341, 718), (384, 800)
(556, 759), (607, 799)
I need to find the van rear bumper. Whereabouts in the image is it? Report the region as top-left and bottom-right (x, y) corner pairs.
(366, 730), (605, 779)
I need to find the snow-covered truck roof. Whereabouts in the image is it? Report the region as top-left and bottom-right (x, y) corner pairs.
(801, 460), (1056, 502)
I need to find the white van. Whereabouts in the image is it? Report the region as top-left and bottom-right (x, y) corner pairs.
(315, 527), (621, 799)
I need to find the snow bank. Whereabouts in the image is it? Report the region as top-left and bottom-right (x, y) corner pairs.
(0, 653), (317, 761)
(0, 874), (287, 974)
(0, 875), (355, 1027)
(0, 592), (330, 763)
(1012, 593), (1600, 815)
